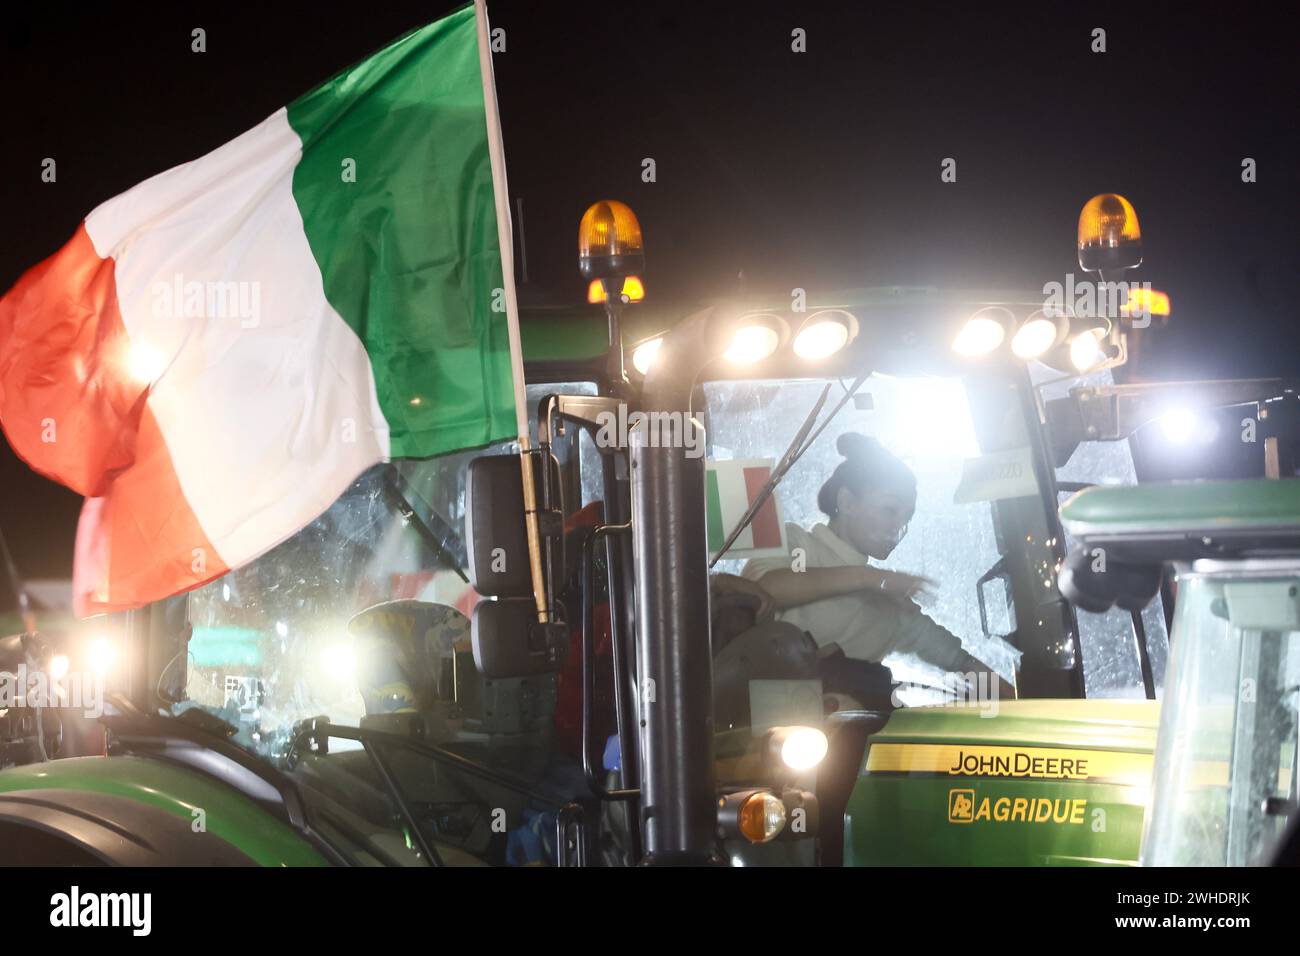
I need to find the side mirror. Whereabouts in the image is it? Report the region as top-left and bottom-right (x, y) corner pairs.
(471, 597), (565, 679)
(464, 451), (564, 598)
(464, 452), (568, 678)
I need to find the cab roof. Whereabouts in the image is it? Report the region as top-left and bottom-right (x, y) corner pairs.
(522, 286), (1053, 378)
(1060, 479), (1300, 561)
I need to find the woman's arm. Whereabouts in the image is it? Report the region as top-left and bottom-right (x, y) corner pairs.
(753, 566), (931, 610)
(890, 611), (1017, 701)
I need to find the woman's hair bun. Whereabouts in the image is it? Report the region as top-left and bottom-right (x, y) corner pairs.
(836, 431), (878, 461)
(818, 432), (915, 518)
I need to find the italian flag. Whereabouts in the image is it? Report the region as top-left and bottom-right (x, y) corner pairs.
(705, 459), (787, 558)
(0, 3), (523, 616)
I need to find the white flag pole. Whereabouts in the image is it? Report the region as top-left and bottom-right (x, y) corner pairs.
(474, 0), (549, 623)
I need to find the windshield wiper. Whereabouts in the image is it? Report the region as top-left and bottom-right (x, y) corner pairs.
(710, 374), (868, 567)
(381, 467), (469, 584)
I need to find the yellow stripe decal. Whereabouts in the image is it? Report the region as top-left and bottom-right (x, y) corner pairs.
(866, 743), (1153, 786)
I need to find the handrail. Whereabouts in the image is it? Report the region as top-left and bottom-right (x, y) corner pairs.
(580, 523), (638, 801)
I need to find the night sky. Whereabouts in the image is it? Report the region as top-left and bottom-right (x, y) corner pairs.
(1, 1), (1296, 587)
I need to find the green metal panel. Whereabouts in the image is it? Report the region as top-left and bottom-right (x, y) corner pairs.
(1061, 479), (1300, 537)
(520, 311), (609, 362)
(844, 700), (1158, 866)
(0, 756), (328, 867)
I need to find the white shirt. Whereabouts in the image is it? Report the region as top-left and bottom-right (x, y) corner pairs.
(742, 522), (972, 671)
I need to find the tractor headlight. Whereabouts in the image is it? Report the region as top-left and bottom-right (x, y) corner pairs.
(724, 313), (787, 365)
(793, 310), (857, 361)
(630, 335), (664, 375)
(1012, 311), (1067, 360)
(769, 725), (828, 772)
(1069, 327), (1106, 371)
(86, 637), (116, 678)
(952, 307), (1012, 357)
(48, 654), (70, 681)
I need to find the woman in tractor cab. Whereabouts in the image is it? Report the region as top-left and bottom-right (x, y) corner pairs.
(740, 432), (1007, 709)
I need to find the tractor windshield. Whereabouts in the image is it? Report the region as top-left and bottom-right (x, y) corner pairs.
(704, 373), (1047, 695)
(176, 381), (604, 865)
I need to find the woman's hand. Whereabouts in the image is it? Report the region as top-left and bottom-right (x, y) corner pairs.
(864, 568), (936, 604)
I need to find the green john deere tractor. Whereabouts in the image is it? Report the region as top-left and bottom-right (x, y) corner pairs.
(2, 195), (1296, 866)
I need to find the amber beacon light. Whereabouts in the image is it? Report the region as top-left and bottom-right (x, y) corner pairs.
(1077, 193), (1142, 275)
(578, 200), (647, 383)
(589, 275), (646, 305)
(578, 200), (645, 281)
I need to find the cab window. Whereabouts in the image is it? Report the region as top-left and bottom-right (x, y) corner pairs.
(1144, 572), (1300, 865)
(180, 381), (600, 865)
(703, 374), (1049, 695)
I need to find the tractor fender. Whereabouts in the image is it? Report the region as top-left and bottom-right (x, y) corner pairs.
(0, 788), (256, 865)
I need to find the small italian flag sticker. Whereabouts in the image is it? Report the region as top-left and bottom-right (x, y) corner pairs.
(705, 459), (787, 558)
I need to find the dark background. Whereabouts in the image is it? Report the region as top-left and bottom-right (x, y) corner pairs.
(1, 1), (1296, 586)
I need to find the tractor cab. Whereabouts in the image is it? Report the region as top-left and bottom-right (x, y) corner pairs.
(1060, 477), (1300, 865)
(678, 287), (1171, 865)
